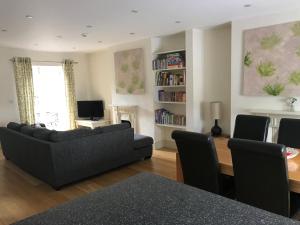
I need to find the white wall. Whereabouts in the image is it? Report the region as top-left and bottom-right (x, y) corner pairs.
(0, 46), (91, 126)
(88, 39), (155, 138)
(202, 24), (231, 135)
(88, 28), (232, 141)
(186, 29), (203, 132)
(88, 49), (113, 108)
(231, 10), (300, 134)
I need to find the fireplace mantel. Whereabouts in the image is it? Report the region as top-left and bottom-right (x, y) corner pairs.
(110, 105), (138, 132)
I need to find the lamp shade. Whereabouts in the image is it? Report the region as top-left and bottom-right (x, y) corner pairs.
(210, 101), (222, 120)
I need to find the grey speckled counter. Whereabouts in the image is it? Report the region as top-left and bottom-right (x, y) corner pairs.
(13, 173), (300, 225)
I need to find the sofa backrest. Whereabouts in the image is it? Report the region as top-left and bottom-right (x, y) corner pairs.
(48, 129), (94, 142)
(3, 122), (132, 143)
(93, 123), (131, 134)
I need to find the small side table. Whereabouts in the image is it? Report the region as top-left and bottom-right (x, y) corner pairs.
(75, 119), (111, 129)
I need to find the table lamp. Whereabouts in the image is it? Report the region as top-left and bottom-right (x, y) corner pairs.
(210, 101), (222, 136)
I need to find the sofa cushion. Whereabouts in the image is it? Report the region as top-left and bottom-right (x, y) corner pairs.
(134, 134), (154, 149)
(20, 125), (37, 136)
(33, 128), (55, 141)
(93, 123), (130, 134)
(49, 129), (95, 142)
(7, 122), (26, 131)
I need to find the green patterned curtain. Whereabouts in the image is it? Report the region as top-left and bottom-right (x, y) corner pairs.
(63, 59), (77, 129)
(12, 57), (35, 124)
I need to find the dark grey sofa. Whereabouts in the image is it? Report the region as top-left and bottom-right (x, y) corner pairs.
(0, 123), (153, 190)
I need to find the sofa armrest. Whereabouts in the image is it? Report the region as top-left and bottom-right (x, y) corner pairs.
(0, 127), (56, 186)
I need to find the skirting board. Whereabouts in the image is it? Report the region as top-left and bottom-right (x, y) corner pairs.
(155, 140), (177, 150)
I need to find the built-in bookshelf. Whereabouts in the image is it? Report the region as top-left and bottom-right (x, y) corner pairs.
(153, 47), (187, 148)
(154, 109), (186, 127)
(158, 90), (186, 103)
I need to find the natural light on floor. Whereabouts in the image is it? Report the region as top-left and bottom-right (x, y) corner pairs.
(32, 64), (70, 131)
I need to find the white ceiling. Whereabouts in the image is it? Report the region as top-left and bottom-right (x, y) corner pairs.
(0, 0), (299, 53)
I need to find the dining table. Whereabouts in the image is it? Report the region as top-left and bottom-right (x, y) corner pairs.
(176, 137), (300, 193)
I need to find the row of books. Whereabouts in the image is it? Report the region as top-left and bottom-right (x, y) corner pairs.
(158, 90), (186, 102)
(155, 71), (186, 86)
(152, 52), (185, 70)
(155, 108), (186, 126)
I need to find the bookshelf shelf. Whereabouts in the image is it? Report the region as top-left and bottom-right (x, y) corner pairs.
(154, 67), (186, 72)
(155, 123), (186, 129)
(153, 49), (186, 55)
(155, 85), (186, 88)
(156, 101), (186, 105)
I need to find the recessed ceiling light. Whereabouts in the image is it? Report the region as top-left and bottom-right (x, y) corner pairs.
(81, 33), (88, 37)
(98, 41), (102, 43)
(244, 4), (252, 7)
(1, 28), (7, 32)
(86, 25), (93, 28)
(131, 9), (138, 13)
(175, 21), (181, 24)
(26, 15), (33, 19)
(56, 35), (63, 39)
(129, 32), (135, 35)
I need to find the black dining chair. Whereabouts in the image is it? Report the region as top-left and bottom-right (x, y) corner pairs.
(171, 130), (234, 198)
(278, 118), (300, 149)
(228, 138), (296, 217)
(233, 114), (270, 141)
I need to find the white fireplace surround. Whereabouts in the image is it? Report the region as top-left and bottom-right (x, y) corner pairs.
(110, 105), (138, 132)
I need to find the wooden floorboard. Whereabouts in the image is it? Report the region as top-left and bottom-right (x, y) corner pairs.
(0, 150), (176, 225)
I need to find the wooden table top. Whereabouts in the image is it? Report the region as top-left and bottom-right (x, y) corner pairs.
(176, 137), (300, 193)
(215, 137), (300, 193)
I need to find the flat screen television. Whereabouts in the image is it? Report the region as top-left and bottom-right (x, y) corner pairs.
(77, 100), (104, 120)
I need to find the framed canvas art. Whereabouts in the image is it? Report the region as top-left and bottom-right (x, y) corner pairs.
(114, 48), (145, 95)
(243, 21), (300, 96)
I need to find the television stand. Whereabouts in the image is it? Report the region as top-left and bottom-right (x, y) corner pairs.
(75, 119), (111, 129)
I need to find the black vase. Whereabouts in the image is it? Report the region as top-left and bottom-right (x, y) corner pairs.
(211, 119), (222, 136)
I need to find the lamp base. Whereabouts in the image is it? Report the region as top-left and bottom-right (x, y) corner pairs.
(211, 119), (222, 137)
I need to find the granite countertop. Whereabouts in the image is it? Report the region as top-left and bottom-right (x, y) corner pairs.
(13, 172), (300, 225)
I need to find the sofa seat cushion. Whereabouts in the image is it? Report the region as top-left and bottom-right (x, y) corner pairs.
(49, 129), (95, 142)
(7, 122), (26, 132)
(20, 125), (37, 136)
(134, 134), (153, 149)
(33, 128), (55, 141)
(93, 123), (131, 134)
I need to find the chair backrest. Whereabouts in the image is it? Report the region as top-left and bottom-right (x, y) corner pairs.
(228, 138), (289, 217)
(233, 114), (270, 141)
(278, 118), (300, 149)
(171, 130), (221, 194)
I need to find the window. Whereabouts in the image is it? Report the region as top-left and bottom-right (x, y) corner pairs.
(32, 65), (70, 130)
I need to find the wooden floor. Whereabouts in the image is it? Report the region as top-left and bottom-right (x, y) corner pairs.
(0, 150), (176, 225)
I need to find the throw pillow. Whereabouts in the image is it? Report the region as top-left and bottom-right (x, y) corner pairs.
(33, 128), (55, 141)
(7, 122), (26, 131)
(20, 125), (37, 136)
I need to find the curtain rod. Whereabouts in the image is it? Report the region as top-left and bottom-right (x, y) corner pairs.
(9, 59), (79, 64)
